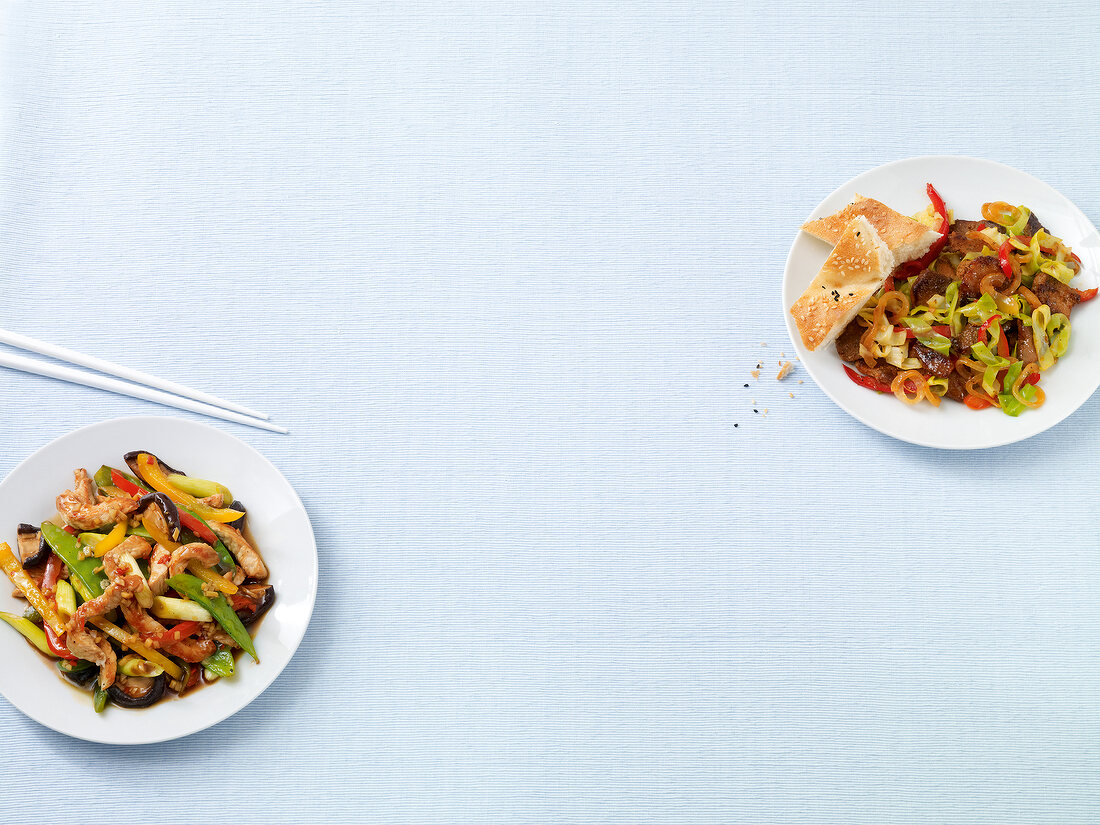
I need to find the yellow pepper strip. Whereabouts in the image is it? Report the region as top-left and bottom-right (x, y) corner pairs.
(135, 454), (243, 524)
(93, 522), (128, 557)
(0, 543), (67, 637)
(142, 513), (179, 551)
(88, 617), (183, 680)
(186, 560), (238, 595)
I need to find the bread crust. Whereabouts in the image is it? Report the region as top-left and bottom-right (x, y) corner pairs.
(790, 216), (895, 351)
(802, 196), (940, 261)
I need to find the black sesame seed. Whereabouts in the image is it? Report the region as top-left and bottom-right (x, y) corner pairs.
(743, 383), (749, 388)
(734, 423), (739, 428)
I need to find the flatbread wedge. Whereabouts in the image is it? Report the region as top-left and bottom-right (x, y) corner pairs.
(802, 195), (941, 264)
(790, 215), (895, 351)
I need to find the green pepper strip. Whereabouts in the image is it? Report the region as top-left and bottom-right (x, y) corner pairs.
(40, 522), (106, 602)
(166, 574), (258, 662)
(202, 647), (235, 678)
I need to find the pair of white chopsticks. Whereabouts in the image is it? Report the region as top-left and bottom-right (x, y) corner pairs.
(0, 329), (287, 434)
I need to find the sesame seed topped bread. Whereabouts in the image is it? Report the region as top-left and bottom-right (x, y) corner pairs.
(790, 216), (896, 351)
(802, 195), (941, 264)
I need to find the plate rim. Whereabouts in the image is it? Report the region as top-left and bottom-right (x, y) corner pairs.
(781, 154), (1100, 450)
(0, 415), (318, 744)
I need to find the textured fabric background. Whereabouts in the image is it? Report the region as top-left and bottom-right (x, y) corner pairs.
(1, 1), (1099, 822)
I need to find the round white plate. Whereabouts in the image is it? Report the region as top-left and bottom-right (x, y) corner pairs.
(783, 155), (1100, 449)
(0, 416), (317, 743)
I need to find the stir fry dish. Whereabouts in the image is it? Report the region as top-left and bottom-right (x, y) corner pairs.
(794, 185), (1095, 413)
(0, 452), (274, 712)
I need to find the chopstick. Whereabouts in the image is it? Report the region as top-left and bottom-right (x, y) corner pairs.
(0, 328), (269, 420)
(0, 349), (288, 434)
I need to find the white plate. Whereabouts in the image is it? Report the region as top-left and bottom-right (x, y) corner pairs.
(782, 155), (1100, 449)
(0, 416), (317, 743)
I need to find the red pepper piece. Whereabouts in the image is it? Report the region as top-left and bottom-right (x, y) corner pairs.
(896, 183), (950, 278)
(843, 365), (891, 394)
(155, 621), (202, 647)
(178, 511), (217, 545)
(964, 395), (993, 410)
(44, 624), (77, 660)
(977, 314), (1001, 338)
(998, 238), (1015, 279)
(926, 183), (950, 234)
(903, 325), (952, 340)
(110, 469), (145, 499)
(1078, 287), (1097, 302)
(1025, 372), (1040, 386)
(41, 553), (62, 599)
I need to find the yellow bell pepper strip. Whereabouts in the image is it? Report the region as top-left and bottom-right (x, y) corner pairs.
(166, 474), (234, 508)
(0, 611), (57, 657)
(0, 542), (66, 637)
(186, 560), (238, 595)
(142, 512), (178, 551)
(88, 617), (183, 680)
(167, 573), (257, 661)
(134, 454), (243, 524)
(40, 523), (106, 603)
(93, 522), (128, 557)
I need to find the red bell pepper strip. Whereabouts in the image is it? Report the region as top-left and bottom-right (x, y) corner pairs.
(843, 365), (891, 394)
(894, 183), (950, 279)
(964, 395), (993, 410)
(43, 624), (77, 660)
(1078, 287), (1098, 302)
(178, 511), (218, 545)
(110, 469), (145, 498)
(155, 621), (202, 647)
(903, 325), (951, 339)
(1025, 372), (1040, 386)
(976, 314), (1010, 358)
(41, 553), (62, 598)
(37, 552), (76, 659)
(998, 238), (1015, 279)
(926, 183), (949, 234)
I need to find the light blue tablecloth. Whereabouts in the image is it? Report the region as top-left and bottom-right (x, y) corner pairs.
(2, 1), (1099, 822)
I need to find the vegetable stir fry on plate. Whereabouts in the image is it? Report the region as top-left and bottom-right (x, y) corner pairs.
(837, 186), (1094, 413)
(0, 452), (274, 712)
